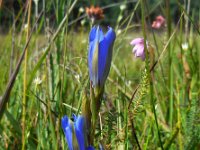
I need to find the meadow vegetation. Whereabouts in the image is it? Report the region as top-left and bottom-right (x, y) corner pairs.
(0, 0), (199, 149)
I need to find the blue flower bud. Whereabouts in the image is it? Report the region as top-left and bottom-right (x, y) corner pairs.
(73, 115), (86, 150)
(61, 115), (94, 150)
(61, 116), (74, 150)
(88, 26), (116, 88)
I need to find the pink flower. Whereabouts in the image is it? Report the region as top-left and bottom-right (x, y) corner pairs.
(152, 15), (165, 29)
(130, 38), (147, 61)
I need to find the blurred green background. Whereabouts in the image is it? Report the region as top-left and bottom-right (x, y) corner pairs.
(0, 0), (200, 32)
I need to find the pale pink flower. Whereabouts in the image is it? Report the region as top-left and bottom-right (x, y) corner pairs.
(152, 15), (165, 29)
(130, 38), (147, 61)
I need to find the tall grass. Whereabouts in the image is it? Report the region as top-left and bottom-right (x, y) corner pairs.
(0, 0), (199, 149)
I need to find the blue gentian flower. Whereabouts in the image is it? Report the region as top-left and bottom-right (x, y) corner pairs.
(61, 115), (94, 150)
(88, 26), (116, 88)
(61, 116), (74, 150)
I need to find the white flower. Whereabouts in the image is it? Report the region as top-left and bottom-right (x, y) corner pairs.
(75, 74), (80, 83)
(34, 76), (42, 85)
(181, 42), (188, 51)
(117, 29), (122, 35)
(126, 80), (132, 86)
(24, 24), (28, 30)
(81, 19), (86, 26)
(79, 7), (84, 13)
(120, 4), (126, 11)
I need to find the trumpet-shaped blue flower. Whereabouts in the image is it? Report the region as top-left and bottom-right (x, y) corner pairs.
(88, 26), (116, 88)
(61, 115), (94, 150)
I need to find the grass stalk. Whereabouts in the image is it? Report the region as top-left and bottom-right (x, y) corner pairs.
(34, 0), (39, 63)
(141, 0), (163, 149)
(117, 98), (124, 149)
(9, 10), (15, 78)
(166, 0), (173, 129)
(185, 0), (191, 42)
(130, 117), (141, 150)
(22, 1), (32, 149)
(176, 82), (183, 150)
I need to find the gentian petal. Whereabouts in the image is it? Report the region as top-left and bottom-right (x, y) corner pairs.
(89, 26), (104, 42)
(72, 113), (77, 121)
(74, 115), (86, 150)
(91, 30), (100, 86)
(98, 27), (104, 42)
(88, 27), (98, 86)
(61, 116), (73, 150)
(88, 26), (105, 87)
(98, 27), (116, 87)
(87, 146), (95, 150)
(103, 27), (116, 45)
(88, 26), (116, 88)
(89, 26), (97, 42)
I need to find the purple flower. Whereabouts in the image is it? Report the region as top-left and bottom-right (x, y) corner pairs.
(152, 15), (165, 29)
(130, 38), (147, 61)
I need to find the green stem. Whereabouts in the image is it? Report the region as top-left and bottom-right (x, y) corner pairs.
(90, 85), (103, 145)
(22, 1), (32, 149)
(166, 0), (173, 129)
(176, 82), (183, 150)
(141, 0), (163, 149)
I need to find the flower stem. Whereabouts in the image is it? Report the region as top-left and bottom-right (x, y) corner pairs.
(90, 85), (103, 145)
